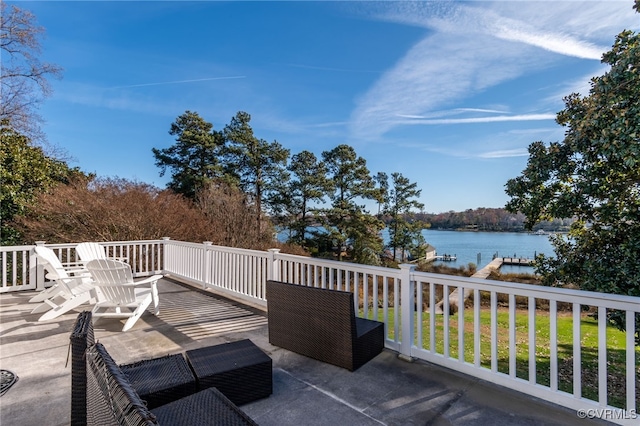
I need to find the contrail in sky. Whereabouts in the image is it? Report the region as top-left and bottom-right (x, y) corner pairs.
(399, 113), (556, 125)
(108, 76), (246, 89)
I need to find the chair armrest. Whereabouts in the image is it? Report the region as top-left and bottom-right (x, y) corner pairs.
(61, 261), (88, 269)
(133, 275), (162, 316)
(45, 271), (92, 280)
(45, 263), (90, 280)
(132, 275), (163, 286)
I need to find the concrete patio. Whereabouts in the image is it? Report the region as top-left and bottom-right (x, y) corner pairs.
(0, 278), (612, 426)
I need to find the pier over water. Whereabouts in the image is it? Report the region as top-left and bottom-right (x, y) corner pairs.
(473, 257), (534, 279)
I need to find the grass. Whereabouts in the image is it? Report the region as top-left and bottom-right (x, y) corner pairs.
(367, 306), (639, 410)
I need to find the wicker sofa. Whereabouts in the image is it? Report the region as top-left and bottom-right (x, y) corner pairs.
(85, 342), (257, 426)
(266, 280), (385, 371)
(70, 312), (259, 426)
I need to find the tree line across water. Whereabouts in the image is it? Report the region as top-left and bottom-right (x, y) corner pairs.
(413, 209), (575, 232)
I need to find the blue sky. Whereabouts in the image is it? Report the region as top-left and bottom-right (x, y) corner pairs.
(21, 1), (640, 213)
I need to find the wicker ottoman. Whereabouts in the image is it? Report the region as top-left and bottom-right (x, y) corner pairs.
(185, 339), (272, 406)
(120, 353), (197, 409)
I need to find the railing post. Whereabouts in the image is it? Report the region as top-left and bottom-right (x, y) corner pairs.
(399, 263), (416, 362)
(161, 237), (170, 274)
(267, 249), (281, 282)
(203, 241), (212, 289)
(33, 241), (46, 290)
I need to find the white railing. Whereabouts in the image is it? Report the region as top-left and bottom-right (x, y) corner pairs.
(163, 240), (271, 306)
(0, 245), (38, 292)
(1, 239), (638, 424)
(405, 267), (639, 425)
(0, 240), (165, 293)
(41, 240), (164, 277)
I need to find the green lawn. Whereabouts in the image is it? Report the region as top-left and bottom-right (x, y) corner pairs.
(366, 306), (639, 409)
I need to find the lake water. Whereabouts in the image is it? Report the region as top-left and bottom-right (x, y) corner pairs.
(278, 227), (556, 274)
(416, 229), (555, 273)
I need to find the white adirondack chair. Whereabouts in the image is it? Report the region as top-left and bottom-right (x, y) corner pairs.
(85, 259), (162, 332)
(76, 242), (128, 263)
(30, 246), (96, 321)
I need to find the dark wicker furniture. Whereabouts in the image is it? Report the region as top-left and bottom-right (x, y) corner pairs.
(70, 312), (198, 415)
(152, 387), (258, 426)
(266, 280), (385, 371)
(69, 312), (267, 425)
(120, 353), (197, 409)
(70, 311), (94, 426)
(86, 342), (258, 426)
(185, 339), (273, 406)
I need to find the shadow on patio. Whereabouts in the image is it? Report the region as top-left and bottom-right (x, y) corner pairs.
(0, 278), (609, 426)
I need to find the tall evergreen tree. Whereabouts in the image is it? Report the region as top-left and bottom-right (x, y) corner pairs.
(373, 171), (389, 216)
(223, 111), (290, 231)
(152, 111), (224, 200)
(282, 150), (330, 245)
(321, 144), (383, 262)
(383, 172), (425, 260)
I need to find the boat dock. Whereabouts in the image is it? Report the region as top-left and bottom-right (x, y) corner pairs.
(433, 254), (457, 261)
(473, 257), (534, 279)
(472, 258), (503, 279)
(500, 257), (534, 266)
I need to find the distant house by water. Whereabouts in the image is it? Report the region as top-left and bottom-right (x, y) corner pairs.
(424, 244), (436, 260)
(384, 244), (436, 263)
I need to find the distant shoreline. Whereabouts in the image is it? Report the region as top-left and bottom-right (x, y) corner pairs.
(427, 228), (561, 234)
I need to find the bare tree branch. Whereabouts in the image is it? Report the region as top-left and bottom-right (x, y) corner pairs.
(0, 3), (62, 142)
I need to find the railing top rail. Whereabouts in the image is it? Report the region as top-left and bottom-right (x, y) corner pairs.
(275, 252), (404, 276)
(207, 244), (270, 257)
(163, 240), (207, 248)
(412, 270), (640, 311)
(98, 239), (166, 245)
(1, 240), (166, 254)
(45, 239), (166, 247)
(164, 240), (271, 258)
(0, 245), (35, 252)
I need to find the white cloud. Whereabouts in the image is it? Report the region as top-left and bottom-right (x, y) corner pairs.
(479, 148), (530, 159)
(396, 113), (556, 126)
(507, 127), (560, 136)
(466, 3), (611, 59)
(107, 76), (246, 90)
(397, 107), (509, 119)
(349, 1), (636, 141)
(309, 121), (349, 129)
(491, 25), (603, 59)
(455, 108), (508, 114)
(349, 31), (545, 139)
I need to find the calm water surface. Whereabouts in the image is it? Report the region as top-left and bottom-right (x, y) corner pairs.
(418, 229), (556, 272)
(279, 227), (556, 273)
